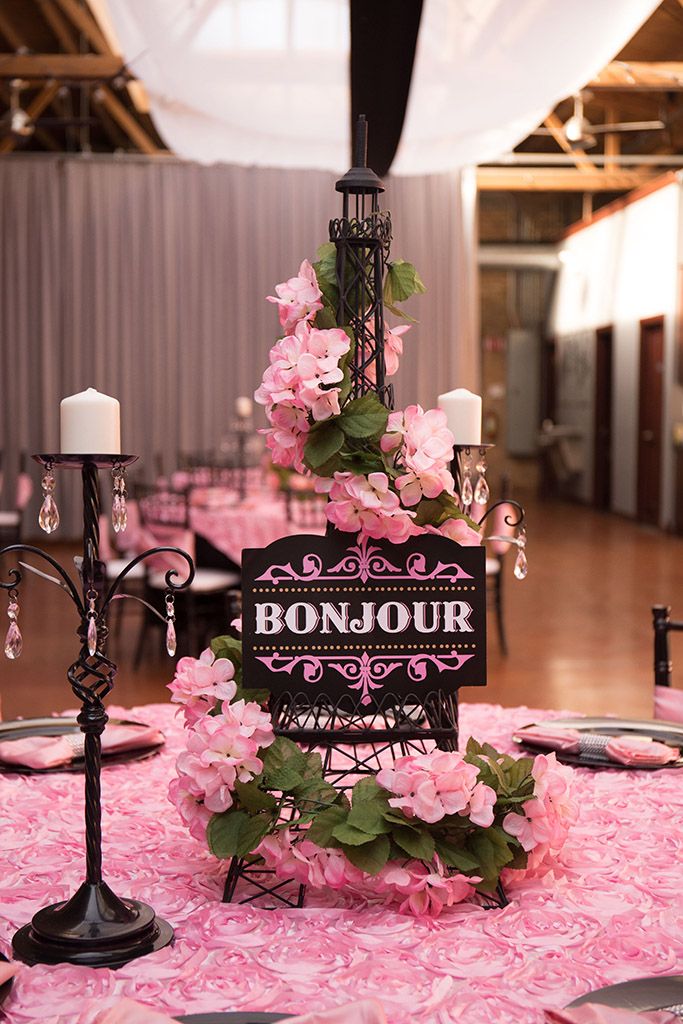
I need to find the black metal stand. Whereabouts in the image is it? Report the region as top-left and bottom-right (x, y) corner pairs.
(2, 453), (195, 968)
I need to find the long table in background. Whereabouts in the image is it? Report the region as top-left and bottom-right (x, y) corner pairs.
(1, 702), (681, 1023)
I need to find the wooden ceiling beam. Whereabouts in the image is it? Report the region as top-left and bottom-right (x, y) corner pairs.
(0, 54), (124, 80)
(589, 60), (683, 90)
(35, 0), (78, 54)
(476, 167), (659, 192)
(0, 8), (24, 50)
(0, 81), (60, 154)
(542, 112), (594, 171)
(53, 0), (112, 55)
(92, 86), (160, 155)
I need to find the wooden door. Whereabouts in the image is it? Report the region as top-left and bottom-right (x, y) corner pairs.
(593, 326), (613, 510)
(637, 316), (665, 525)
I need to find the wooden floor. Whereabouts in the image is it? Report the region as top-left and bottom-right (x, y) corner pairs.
(1, 495), (682, 721)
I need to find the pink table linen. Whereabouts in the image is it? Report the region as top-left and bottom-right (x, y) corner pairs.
(1, 702), (682, 1024)
(190, 502), (325, 565)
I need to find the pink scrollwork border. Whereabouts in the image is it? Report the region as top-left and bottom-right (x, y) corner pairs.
(256, 649), (475, 705)
(256, 536), (473, 586)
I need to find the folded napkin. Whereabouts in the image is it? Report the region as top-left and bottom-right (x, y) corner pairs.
(545, 1002), (679, 1023)
(0, 724), (164, 770)
(89, 998), (387, 1024)
(0, 959), (20, 986)
(517, 725), (679, 767)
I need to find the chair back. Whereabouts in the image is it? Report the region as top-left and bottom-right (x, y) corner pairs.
(652, 604), (683, 723)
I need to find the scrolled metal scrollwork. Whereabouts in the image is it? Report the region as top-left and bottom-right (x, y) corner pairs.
(475, 499), (525, 532)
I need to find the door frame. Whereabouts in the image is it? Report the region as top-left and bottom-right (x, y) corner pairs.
(637, 314), (665, 526)
(593, 324), (613, 510)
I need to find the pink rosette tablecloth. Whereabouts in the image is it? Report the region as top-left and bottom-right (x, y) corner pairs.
(190, 503), (325, 565)
(1, 702), (682, 1024)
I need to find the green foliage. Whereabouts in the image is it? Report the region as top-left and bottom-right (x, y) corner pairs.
(384, 259), (426, 306)
(393, 827), (435, 861)
(342, 833), (391, 874)
(211, 634), (242, 668)
(208, 809), (273, 859)
(234, 780), (277, 814)
(303, 422), (345, 470)
(262, 736), (308, 792)
(338, 393), (389, 440)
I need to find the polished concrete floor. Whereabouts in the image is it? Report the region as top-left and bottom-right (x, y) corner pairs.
(1, 495), (682, 721)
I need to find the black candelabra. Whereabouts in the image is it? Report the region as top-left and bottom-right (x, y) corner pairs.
(1, 453), (195, 968)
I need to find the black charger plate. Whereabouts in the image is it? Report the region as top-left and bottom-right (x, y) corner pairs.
(568, 974), (683, 1014)
(0, 717), (164, 774)
(513, 716), (683, 769)
(0, 952), (14, 1009)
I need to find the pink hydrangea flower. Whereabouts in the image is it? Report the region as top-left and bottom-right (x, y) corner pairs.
(377, 750), (481, 824)
(168, 774), (212, 842)
(396, 466), (454, 507)
(168, 648), (237, 724)
(262, 404), (309, 471)
(403, 404), (455, 473)
(371, 858), (479, 918)
(423, 518), (482, 547)
(266, 259), (323, 334)
(325, 472), (416, 543)
(384, 324), (410, 377)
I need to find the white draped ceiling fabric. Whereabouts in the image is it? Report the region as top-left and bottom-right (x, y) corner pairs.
(101, 0), (658, 174)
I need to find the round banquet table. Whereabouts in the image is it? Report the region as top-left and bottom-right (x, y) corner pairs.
(190, 504), (326, 566)
(0, 701), (682, 1024)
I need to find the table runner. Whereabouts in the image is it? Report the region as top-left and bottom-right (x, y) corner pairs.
(1, 702), (681, 1024)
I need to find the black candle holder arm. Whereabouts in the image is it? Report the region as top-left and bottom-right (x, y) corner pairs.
(100, 546), (195, 612)
(0, 543), (86, 614)
(475, 499), (525, 533)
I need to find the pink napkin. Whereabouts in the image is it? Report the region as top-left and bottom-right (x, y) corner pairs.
(605, 735), (679, 766)
(0, 959), (20, 986)
(516, 725), (582, 752)
(654, 685), (683, 724)
(545, 1002), (679, 1023)
(0, 724), (163, 769)
(87, 998), (386, 1024)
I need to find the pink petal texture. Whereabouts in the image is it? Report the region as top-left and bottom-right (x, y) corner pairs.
(1, 702), (682, 1024)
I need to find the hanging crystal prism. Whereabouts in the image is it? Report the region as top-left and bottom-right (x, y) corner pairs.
(86, 593), (98, 656)
(474, 451), (490, 505)
(4, 594), (22, 659)
(165, 593), (177, 656)
(38, 467), (60, 534)
(460, 450), (474, 508)
(514, 528), (528, 579)
(111, 465), (128, 534)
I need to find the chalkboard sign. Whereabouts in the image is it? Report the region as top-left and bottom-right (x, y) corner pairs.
(241, 533), (487, 705)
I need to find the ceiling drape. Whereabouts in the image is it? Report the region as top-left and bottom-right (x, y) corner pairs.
(101, 0), (659, 173)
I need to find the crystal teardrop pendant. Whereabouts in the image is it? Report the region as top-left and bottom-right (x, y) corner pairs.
(461, 474), (474, 507)
(474, 475), (490, 505)
(166, 618), (177, 657)
(117, 493), (128, 533)
(87, 615), (98, 656)
(112, 492), (122, 533)
(4, 620), (22, 659)
(514, 547), (528, 580)
(38, 493), (60, 534)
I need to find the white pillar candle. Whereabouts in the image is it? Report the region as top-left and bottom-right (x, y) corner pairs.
(235, 396), (253, 419)
(438, 388), (482, 446)
(60, 388), (121, 455)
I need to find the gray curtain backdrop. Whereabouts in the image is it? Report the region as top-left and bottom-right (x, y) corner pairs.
(0, 154), (478, 536)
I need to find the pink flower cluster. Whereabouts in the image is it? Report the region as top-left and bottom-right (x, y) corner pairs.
(168, 648), (237, 725)
(502, 752), (578, 875)
(168, 652), (275, 841)
(266, 259), (323, 333)
(256, 830), (480, 918)
(377, 750), (497, 827)
(366, 323), (411, 380)
(382, 405), (455, 507)
(316, 471), (416, 544)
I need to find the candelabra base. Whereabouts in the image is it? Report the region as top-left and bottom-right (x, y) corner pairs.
(12, 881), (174, 968)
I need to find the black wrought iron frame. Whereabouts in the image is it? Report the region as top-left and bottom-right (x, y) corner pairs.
(1, 453), (195, 968)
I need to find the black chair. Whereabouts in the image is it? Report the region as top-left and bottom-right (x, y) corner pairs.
(653, 605), (683, 688)
(133, 488), (241, 665)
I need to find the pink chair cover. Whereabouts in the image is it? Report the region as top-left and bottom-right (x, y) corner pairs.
(15, 473), (33, 511)
(654, 684), (683, 724)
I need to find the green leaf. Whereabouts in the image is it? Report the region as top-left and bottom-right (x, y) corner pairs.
(412, 499), (446, 528)
(262, 736), (307, 792)
(392, 827), (435, 861)
(207, 810), (273, 859)
(211, 634), (243, 667)
(338, 393), (389, 440)
(293, 777), (341, 811)
(233, 685), (271, 706)
(384, 301), (418, 324)
(339, 448), (386, 476)
(304, 422), (345, 471)
(315, 304), (338, 330)
(347, 777), (392, 836)
(234, 780), (277, 814)
(314, 242), (337, 285)
(332, 822), (376, 846)
(434, 838), (481, 872)
(306, 804), (348, 847)
(384, 259), (426, 305)
(342, 833), (391, 875)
